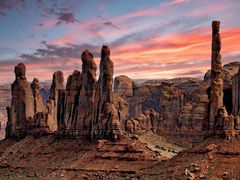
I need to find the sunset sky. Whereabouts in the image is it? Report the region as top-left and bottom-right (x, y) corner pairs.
(0, 0), (240, 83)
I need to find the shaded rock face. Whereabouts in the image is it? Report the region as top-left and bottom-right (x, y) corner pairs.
(114, 77), (208, 143)
(6, 63), (35, 137)
(60, 70), (81, 129)
(49, 71), (64, 131)
(73, 50), (96, 132)
(31, 78), (44, 114)
(232, 67), (240, 116)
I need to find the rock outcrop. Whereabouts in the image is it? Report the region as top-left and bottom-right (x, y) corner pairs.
(49, 71), (64, 129)
(114, 77), (208, 146)
(73, 50), (96, 133)
(114, 75), (133, 97)
(31, 78), (44, 114)
(204, 62), (240, 84)
(125, 108), (162, 133)
(56, 46), (125, 140)
(209, 21), (224, 132)
(60, 70), (81, 130)
(6, 63), (35, 137)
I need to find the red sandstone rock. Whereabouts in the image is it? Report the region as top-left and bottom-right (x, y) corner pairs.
(6, 63), (34, 137)
(209, 21), (224, 132)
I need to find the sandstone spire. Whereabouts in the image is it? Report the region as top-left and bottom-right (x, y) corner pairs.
(31, 78), (44, 114)
(61, 70), (81, 130)
(209, 21), (224, 131)
(91, 45), (119, 140)
(6, 63), (34, 137)
(49, 71), (64, 131)
(73, 50), (97, 132)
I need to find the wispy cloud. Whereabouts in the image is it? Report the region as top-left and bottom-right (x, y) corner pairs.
(169, 0), (191, 6)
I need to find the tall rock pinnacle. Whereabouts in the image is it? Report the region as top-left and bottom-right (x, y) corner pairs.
(73, 50), (97, 132)
(91, 45), (118, 140)
(6, 63), (34, 137)
(49, 71), (64, 131)
(209, 21), (224, 131)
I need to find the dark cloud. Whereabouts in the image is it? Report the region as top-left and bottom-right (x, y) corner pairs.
(56, 12), (80, 25)
(103, 21), (120, 30)
(0, 0), (25, 16)
(20, 41), (100, 60)
(97, 16), (120, 30)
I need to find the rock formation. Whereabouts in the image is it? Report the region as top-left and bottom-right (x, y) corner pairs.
(209, 21), (224, 132)
(73, 50), (96, 133)
(114, 75), (133, 97)
(49, 71), (64, 128)
(5, 46), (126, 140)
(125, 108), (162, 133)
(232, 66), (240, 116)
(55, 46), (125, 140)
(91, 45), (115, 139)
(6, 63), (35, 137)
(61, 70), (81, 130)
(31, 78), (44, 114)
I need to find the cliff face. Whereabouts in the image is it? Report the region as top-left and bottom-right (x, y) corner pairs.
(114, 78), (208, 146)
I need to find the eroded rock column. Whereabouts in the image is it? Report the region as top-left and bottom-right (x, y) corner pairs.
(6, 63), (34, 137)
(91, 45), (120, 140)
(62, 70), (81, 130)
(31, 78), (44, 114)
(48, 71), (64, 131)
